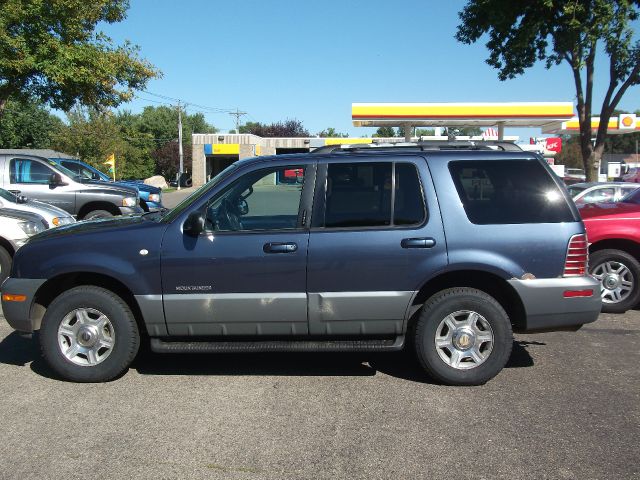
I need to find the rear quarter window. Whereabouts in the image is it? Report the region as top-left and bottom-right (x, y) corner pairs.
(449, 160), (575, 224)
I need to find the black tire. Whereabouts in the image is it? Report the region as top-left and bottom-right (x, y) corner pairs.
(413, 287), (513, 386)
(589, 249), (640, 313)
(0, 245), (12, 285)
(83, 209), (114, 220)
(39, 286), (140, 382)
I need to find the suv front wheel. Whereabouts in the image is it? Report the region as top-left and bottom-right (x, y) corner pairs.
(40, 286), (140, 382)
(414, 288), (513, 386)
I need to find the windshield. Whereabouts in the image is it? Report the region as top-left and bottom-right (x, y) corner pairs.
(45, 159), (84, 180)
(622, 189), (640, 204)
(0, 188), (19, 203)
(161, 163), (240, 222)
(567, 185), (587, 197)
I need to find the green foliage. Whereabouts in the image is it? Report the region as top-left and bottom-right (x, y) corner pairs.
(239, 119), (309, 137)
(0, 0), (160, 115)
(0, 97), (63, 147)
(373, 126), (396, 137)
(554, 136), (584, 168)
(416, 128), (435, 137)
(441, 126), (483, 137)
(52, 105), (216, 180)
(455, 0), (640, 180)
(318, 127), (349, 138)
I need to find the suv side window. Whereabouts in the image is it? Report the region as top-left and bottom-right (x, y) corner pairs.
(449, 160), (575, 224)
(323, 162), (425, 228)
(205, 166), (305, 232)
(10, 158), (55, 184)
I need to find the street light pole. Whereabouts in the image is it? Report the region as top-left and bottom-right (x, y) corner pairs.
(177, 102), (184, 191)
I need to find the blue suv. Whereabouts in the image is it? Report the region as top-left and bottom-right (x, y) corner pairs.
(49, 158), (164, 212)
(1, 143), (601, 384)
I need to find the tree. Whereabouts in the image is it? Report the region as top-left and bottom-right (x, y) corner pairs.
(441, 126), (483, 137)
(151, 141), (192, 181)
(0, 98), (63, 148)
(554, 136), (584, 168)
(135, 106), (217, 144)
(374, 126), (396, 137)
(0, 0), (160, 118)
(456, 1), (640, 181)
(318, 127), (349, 138)
(416, 128), (435, 137)
(239, 119), (309, 137)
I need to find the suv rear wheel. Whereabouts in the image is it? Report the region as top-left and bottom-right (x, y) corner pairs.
(40, 286), (140, 382)
(589, 249), (640, 313)
(414, 288), (513, 386)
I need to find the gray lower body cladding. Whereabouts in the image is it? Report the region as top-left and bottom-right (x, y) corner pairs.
(507, 276), (601, 331)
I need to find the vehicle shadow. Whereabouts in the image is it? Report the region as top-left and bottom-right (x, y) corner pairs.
(0, 332), (539, 383)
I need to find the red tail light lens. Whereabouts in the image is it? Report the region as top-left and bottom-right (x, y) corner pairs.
(563, 234), (588, 276)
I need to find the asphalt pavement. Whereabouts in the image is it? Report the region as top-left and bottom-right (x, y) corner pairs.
(0, 309), (638, 479)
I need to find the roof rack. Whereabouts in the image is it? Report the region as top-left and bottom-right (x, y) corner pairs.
(311, 140), (523, 154)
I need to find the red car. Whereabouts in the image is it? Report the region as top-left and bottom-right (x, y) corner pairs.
(580, 189), (640, 312)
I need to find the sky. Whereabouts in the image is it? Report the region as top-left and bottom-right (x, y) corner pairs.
(104, 0), (640, 140)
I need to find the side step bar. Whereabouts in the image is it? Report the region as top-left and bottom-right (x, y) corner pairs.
(150, 336), (405, 354)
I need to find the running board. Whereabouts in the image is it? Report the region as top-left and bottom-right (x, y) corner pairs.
(150, 336), (405, 354)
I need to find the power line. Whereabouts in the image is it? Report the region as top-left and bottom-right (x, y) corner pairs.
(141, 90), (238, 114)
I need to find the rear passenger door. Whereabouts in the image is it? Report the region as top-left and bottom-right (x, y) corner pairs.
(306, 156), (448, 336)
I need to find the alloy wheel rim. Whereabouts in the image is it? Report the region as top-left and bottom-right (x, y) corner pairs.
(57, 308), (115, 366)
(434, 310), (494, 370)
(591, 260), (634, 304)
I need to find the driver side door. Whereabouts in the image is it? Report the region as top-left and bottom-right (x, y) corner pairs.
(160, 160), (316, 336)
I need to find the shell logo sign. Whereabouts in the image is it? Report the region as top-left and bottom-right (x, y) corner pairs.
(619, 114), (637, 130)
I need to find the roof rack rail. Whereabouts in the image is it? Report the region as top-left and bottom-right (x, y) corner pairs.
(311, 140), (523, 154)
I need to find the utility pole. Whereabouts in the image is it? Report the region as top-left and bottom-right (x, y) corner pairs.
(229, 108), (247, 134)
(177, 102), (184, 191)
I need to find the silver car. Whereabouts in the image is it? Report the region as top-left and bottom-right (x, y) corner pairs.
(0, 209), (48, 283)
(567, 182), (640, 205)
(0, 188), (75, 227)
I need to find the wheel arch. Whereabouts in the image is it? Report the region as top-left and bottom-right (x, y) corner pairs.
(77, 201), (120, 219)
(407, 269), (527, 333)
(0, 237), (15, 257)
(589, 238), (640, 260)
(32, 272), (148, 336)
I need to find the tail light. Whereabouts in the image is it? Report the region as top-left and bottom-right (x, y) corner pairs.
(563, 234), (588, 276)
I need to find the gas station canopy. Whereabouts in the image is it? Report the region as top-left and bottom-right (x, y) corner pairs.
(542, 115), (640, 135)
(352, 102), (575, 128)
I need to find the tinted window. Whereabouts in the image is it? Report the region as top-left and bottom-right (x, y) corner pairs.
(323, 162), (426, 228)
(622, 189), (640, 204)
(394, 163), (426, 225)
(205, 166), (305, 232)
(324, 163), (392, 228)
(10, 158), (55, 184)
(61, 161), (81, 174)
(449, 160), (575, 224)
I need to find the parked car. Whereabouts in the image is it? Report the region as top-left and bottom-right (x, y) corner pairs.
(0, 188), (75, 227)
(0, 209), (48, 283)
(0, 152), (142, 219)
(1, 143), (601, 385)
(580, 188), (640, 313)
(621, 166), (640, 183)
(567, 182), (640, 205)
(565, 168), (586, 181)
(49, 158), (165, 212)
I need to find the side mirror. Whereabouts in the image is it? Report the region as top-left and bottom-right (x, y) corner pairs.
(17, 195), (28, 204)
(183, 211), (205, 236)
(49, 173), (64, 189)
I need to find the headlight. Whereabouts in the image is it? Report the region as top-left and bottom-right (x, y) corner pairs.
(18, 221), (45, 235)
(52, 217), (74, 226)
(122, 197), (138, 207)
(147, 193), (161, 203)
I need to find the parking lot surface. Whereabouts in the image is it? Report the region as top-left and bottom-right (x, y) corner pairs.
(0, 311), (638, 480)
